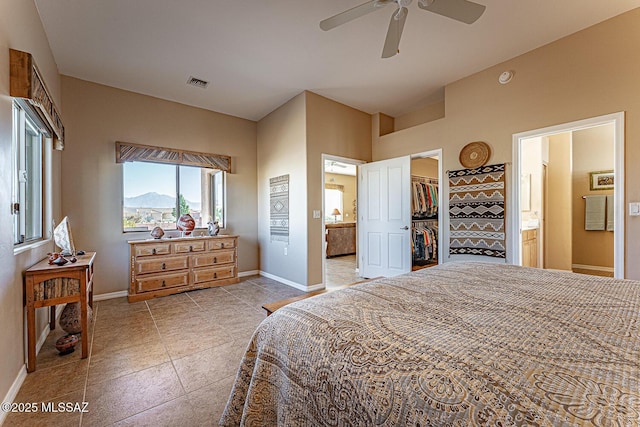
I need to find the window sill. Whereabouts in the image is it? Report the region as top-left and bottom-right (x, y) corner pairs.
(14, 238), (52, 256)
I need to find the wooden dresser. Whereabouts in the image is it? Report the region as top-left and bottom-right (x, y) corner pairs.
(128, 235), (238, 302)
(325, 222), (356, 257)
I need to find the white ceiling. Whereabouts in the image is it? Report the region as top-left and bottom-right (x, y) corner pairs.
(35, 1), (640, 122)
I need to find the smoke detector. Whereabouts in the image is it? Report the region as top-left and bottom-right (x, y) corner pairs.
(186, 76), (209, 88)
(498, 70), (514, 85)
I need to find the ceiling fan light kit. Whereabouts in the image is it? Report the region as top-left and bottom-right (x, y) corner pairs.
(320, 0), (486, 58)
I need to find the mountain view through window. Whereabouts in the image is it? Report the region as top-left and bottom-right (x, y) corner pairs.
(123, 162), (224, 232)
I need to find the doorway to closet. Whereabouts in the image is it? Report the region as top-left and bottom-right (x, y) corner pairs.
(357, 149), (443, 279)
(411, 155), (440, 271)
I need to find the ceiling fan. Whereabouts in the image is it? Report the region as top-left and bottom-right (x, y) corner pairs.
(320, 0), (486, 58)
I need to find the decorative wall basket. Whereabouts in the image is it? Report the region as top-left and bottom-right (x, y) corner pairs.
(459, 141), (491, 168)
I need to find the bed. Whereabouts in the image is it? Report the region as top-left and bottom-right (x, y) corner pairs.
(220, 262), (640, 426)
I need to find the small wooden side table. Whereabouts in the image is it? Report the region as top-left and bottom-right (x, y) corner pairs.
(24, 252), (95, 372)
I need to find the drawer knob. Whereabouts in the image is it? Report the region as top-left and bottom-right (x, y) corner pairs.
(162, 280), (166, 287)
(221, 243), (224, 248)
(152, 248), (156, 255)
(214, 272), (217, 279)
(189, 245), (193, 252)
(214, 257), (217, 264)
(162, 263), (166, 270)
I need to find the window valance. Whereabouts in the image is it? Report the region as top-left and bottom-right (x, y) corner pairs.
(325, 183), (344, 191)
(10, 49), (65, 150)
(115, 141), (231, 172)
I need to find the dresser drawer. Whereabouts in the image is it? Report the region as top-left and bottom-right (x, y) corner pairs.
(193, 265), (236, 284)
(208, 238), (236, 250)
(135, 243), (171, 257)
(135, 256), (189, 275)
(192, 249), (235, 268)
(173, 240), (206, 254)
(136, 272), (189, 293)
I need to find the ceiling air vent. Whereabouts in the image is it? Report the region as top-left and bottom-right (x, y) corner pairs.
(186, 76), (209, 89)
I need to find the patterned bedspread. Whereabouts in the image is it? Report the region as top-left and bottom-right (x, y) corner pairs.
(220, 262), (640, 426)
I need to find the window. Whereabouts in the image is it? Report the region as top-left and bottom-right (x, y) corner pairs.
(324, 188), (343, 223)
(123, 161), (225, 232)
(12, 102), (44, 245)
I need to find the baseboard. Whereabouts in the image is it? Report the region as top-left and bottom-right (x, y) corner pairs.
(36, 318), (52, 355)
(239, 270), (259, 278)
(571, 264), (614, 273)
(30, 305), (62, 363)
(259, 271), (324, 292)
(0, 366), (27, 425)
(94, 290), (128, 301)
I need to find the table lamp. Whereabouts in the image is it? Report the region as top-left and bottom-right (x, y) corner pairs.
(331, 208), (341, 223)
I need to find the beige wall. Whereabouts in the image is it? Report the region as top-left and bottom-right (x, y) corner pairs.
(325, 173), (357, 223)
(305, 92), (372, 286)
(0, 0), (62, 410)
(372, 9), (640, 278)
(545, 133), (572, 270)
(395, 101), (445, 132)
(257, 93), (308, 285)
(572, 124), (614, 268)
(257, 91), (371, 288)
(60, 76), (258, 295)
(411, 157), (439, 178)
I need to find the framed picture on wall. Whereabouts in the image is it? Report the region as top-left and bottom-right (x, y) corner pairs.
(589, 170), (614, 190)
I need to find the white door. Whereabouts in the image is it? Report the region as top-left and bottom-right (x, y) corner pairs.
(358, 156), (412, 278)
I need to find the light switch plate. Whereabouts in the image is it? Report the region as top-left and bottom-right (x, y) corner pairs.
(629, 202), (640, 216)
(313, 210), (321, 219)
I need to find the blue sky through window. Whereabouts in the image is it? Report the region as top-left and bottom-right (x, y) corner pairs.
(123, 162), (201, 202)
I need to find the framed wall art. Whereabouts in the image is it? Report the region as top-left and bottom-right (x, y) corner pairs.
(589, 170), (614, 191)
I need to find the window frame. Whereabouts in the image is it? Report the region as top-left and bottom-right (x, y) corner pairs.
(12, 100), (46, 247)
(122, 161), (226, 233)
(324, 187), (344, 223)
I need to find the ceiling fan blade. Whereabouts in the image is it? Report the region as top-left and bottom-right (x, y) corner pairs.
(381, 7), (408, 58)
(320, 0), (383, 31)
(417, 0), (485, 24)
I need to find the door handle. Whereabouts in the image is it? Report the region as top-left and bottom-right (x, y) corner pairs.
(400, 226), (409, 230)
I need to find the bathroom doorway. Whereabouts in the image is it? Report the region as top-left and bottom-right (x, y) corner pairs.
(512, 113), (624, 278)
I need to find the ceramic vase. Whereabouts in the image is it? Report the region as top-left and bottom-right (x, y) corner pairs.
(177, 214), (196, 235)
(150, 226), (165, 239)
(60, 302), (93, 335)
(55, 334), (78, 355)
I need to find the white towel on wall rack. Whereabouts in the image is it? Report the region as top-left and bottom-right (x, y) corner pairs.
(584, 195), (606, 231)
(606, 195), (614, 231)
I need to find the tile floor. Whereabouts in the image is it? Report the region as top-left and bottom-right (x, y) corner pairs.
(5, 275), (310, 427)
(6, 259), (361, 427)
(324, 254), (360, 289)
